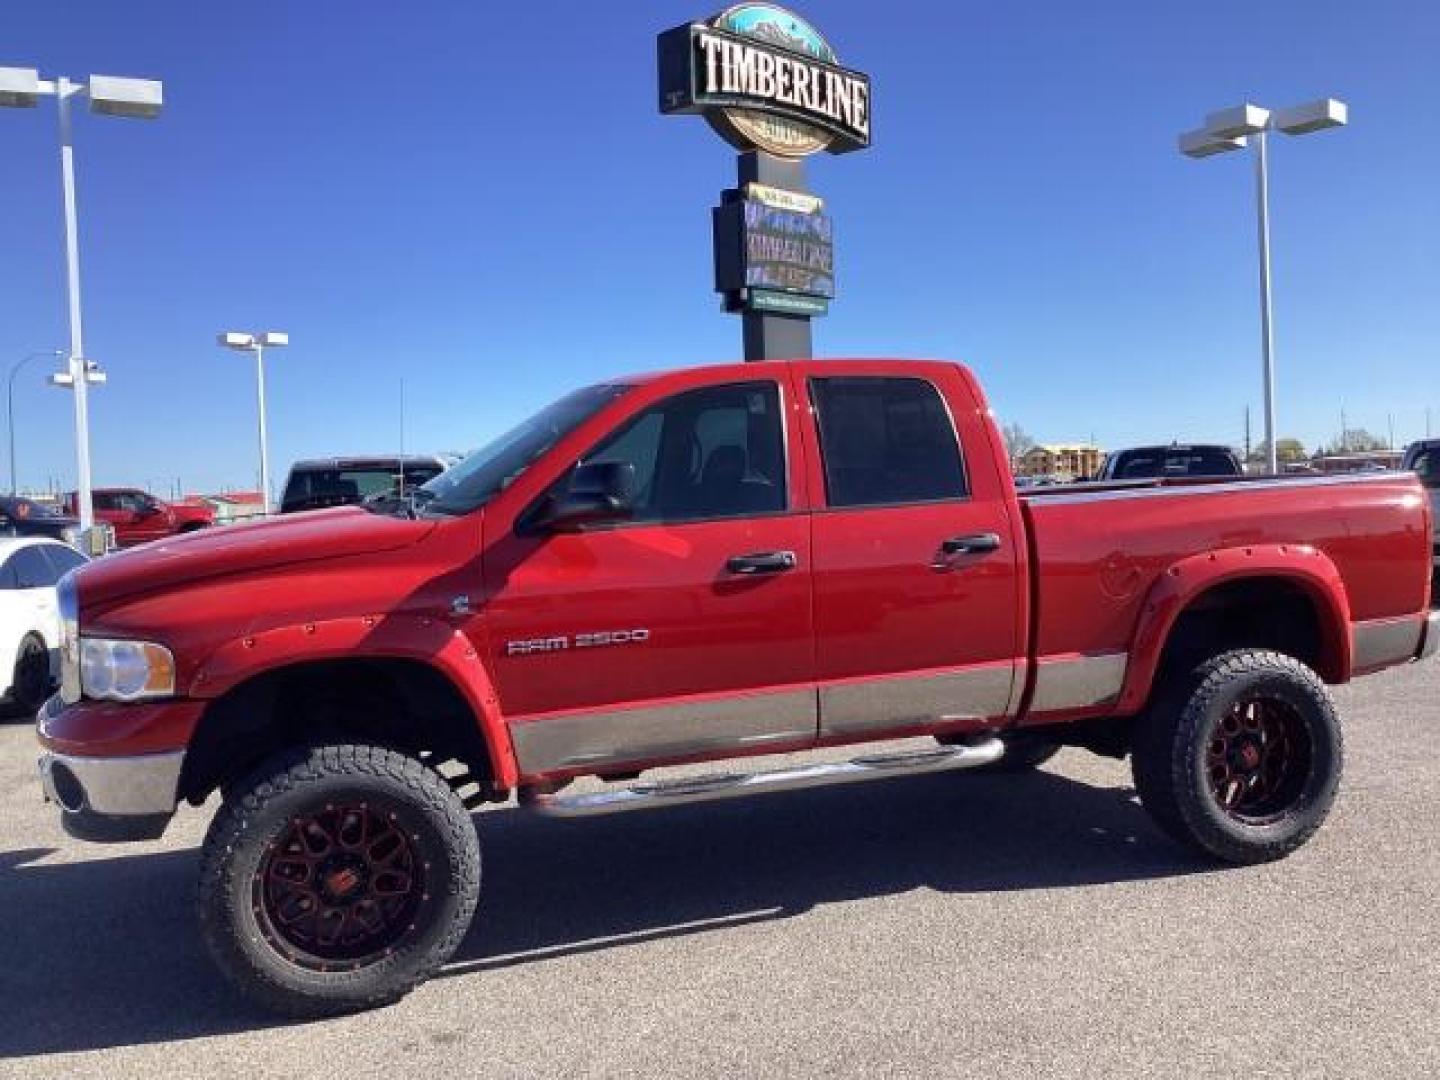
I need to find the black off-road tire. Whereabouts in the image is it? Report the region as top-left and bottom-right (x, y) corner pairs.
(197, 744), (480, 1018)
(1132, 649), (1342, 865)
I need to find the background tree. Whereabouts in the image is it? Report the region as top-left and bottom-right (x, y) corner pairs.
(1248, 437), (1307, 466)
(1001, 422), (1036, 462)
(1328, 428), (1387, 454)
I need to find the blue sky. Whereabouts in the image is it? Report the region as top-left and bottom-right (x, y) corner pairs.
(1, 1), (1436, 495)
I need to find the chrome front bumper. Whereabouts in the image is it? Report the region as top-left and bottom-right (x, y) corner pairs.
(38, 749), (183, 842)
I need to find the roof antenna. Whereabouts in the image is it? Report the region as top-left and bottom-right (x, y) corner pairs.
(398, 377), (407, 502)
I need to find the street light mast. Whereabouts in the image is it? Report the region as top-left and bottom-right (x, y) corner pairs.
(1179, 98), (1347, 476)
(0, 66), (164, 530)
(219, 331), (289, 513)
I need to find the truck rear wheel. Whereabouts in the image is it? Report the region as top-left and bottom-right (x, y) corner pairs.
(1132, 649), (1342, 864)
(197, 744), (480, 1017)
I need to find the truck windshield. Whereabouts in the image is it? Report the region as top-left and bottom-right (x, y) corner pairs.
(418, 383), (631, 515)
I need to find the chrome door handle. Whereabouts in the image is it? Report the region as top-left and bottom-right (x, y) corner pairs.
(726, 551), (798, 575)
(931, 532), (1002, 570)
(940, 533), (1001, 556)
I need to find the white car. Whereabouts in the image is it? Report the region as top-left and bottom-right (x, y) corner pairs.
(0, 537), (88, 715)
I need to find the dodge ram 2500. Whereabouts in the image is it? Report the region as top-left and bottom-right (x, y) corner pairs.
(36, 358), (1436, 1016)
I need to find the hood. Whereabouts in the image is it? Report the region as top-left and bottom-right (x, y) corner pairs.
(76, 506), (438, 610)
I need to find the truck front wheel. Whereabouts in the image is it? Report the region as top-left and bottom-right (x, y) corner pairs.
(197, 744), (480, 1017)
(1131, 649), (1342, 865)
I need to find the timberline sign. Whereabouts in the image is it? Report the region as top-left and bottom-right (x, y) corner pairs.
(658, 4), (872, 158)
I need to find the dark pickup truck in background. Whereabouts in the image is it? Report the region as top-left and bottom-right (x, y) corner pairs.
(279, 455), (449, 514)
(1097, 443), (1244, 481)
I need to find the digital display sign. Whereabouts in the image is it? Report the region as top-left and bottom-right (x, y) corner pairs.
(714, 196), (834, 304)
(741, 200), (834, 297)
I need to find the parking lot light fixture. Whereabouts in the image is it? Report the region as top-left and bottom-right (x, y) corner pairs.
(0, 65), (165, 530)
(219, 331), (288, 513)
(1180, 97), (1348, 475)
(85, 76), (163, 120)
(0, 66), (42, 108)
(1179, 128), (1247, 159)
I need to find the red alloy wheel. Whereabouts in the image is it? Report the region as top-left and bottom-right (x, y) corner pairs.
(1204, 696), (1313, 826)
(255, 802), (426, 970)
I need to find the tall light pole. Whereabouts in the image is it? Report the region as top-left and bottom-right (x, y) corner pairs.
(7, 349), (63, 494)
(1179, 98), (1347, 475)
(219, 331), (288, 512)
(0, 67), (163, 529)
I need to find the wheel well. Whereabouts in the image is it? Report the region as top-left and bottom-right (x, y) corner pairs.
(179, 658), (495, 805)
(1156, 577), (1332, 689)
(178, 522), (207, 533)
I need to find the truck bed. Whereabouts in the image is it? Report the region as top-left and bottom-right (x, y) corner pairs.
(1016, 471), (1433, 720)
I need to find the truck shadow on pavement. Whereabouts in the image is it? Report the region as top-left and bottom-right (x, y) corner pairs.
(0, 765), (1213, 1058)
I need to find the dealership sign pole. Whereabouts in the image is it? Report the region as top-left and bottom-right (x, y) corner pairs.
(658, 5), (871, 361)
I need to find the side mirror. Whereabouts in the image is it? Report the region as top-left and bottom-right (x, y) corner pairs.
(527, 461), (635, 533)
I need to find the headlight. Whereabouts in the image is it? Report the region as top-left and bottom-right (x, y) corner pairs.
(79, 638), (176, 702)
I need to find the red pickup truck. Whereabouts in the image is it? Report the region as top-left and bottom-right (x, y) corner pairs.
(36, 359), (1436, 1016)
(63, 487), (215, 548)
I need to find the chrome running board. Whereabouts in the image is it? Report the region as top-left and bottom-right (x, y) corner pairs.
(521, 738), (1004, 818)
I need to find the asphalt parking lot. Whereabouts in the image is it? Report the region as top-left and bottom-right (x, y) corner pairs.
(2, 660), (1437, 1079)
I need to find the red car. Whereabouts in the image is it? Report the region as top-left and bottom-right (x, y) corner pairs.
(63, 488), (214, 548)
(37, 359), (1436, 1016)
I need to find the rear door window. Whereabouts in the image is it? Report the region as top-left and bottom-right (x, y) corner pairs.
(808, 376), (967, 507)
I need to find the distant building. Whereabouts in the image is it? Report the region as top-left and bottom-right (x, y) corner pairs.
(1016, 444), (1104, 481)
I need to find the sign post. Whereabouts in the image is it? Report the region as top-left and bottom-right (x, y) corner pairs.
(658, 4), (871, 361)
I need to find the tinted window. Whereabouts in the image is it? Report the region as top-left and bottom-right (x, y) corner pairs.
(577, 381), (786, 523)
(1111, 448), (1240, 479)
(587, 411), (664, 508)
(0, 556), (17, 590)
(92, 493), (118, 511)
(11, 546), (57, 589)
(41, 544), (86, 577)
(282, 468), (429, 512)
(809, 377), (967, 507)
